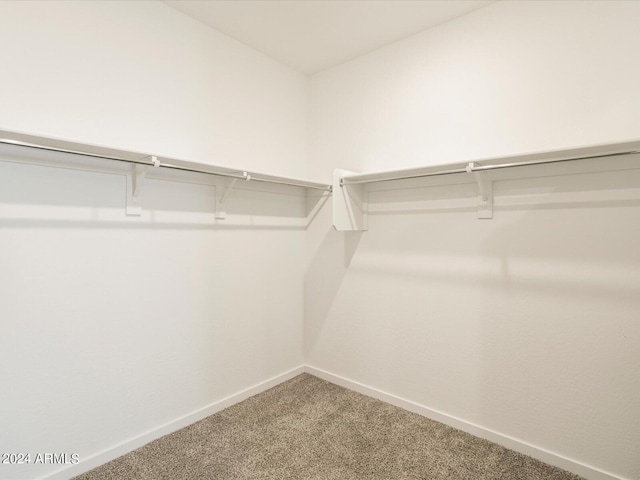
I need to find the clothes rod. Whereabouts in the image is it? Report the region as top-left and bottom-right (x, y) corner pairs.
(339, 149), (640, 186)
(0, 137), (332, 192)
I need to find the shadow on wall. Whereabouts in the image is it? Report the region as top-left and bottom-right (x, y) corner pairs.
(304, 165), (640, 477)
(304, 207), (362, 354)
(474, 176), (640, 473)
(305, 166), (640, 354)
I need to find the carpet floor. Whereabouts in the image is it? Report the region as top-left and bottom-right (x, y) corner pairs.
(74, 373), (583, 479)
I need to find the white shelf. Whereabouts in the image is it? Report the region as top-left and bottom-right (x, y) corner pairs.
(339, 140), (640, 186)
(0, 129), (331, 192)
(3, 130), (638, 230)
(333, 140), (640, 230)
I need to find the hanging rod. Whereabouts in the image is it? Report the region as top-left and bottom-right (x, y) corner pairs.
(0, 132), (332, 192)
(339, 144), (640, 186)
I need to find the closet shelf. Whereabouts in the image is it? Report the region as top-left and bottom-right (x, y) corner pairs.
(0, 129), (332, 192)
(333, 139), (640, 231)
(338, 141), (640, 186)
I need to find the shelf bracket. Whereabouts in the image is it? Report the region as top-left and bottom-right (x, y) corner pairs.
(215, 178), (239, 219)
(126, 156), (158, 216)
(466, 162), (493, 219)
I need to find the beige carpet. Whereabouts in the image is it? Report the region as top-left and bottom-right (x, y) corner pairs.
(74, 373), (583, 479)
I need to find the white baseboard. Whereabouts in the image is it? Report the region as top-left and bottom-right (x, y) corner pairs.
(42, 365), (305, 480)
(304, 365), (627, 480)
(40, 364), (628, 480)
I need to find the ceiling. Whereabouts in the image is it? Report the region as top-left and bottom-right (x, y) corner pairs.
(163, 0), (495, 75)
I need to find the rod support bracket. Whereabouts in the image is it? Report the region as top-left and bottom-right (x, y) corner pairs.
(466, 162), (493, 219)
(215, 178), (239, 220)
(126, 164), (149, 216)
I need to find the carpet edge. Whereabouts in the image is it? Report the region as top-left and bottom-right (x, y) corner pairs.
(303, 365), (628, 480)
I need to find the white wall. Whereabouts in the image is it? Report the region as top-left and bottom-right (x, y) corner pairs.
(308, 0), (640, 181)
(2, 1), (640, 479)
(307, 2), (640, 479)
(0, 0), (308, 179)
(0, 2), (308, 479)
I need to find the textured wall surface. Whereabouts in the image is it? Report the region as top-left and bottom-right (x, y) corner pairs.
(0, 2), (308, 479)
(307, 2), (640, 479)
